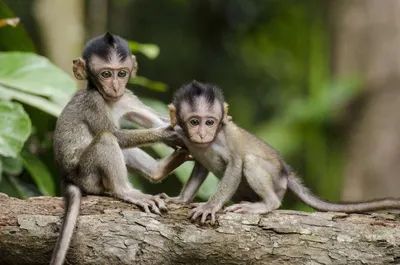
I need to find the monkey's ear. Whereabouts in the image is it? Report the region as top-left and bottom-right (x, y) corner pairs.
(131, 55), (138, 78)
(168, 104), (177, 127)
(222, 102), (230, 124)
(72, 57), (87, 80)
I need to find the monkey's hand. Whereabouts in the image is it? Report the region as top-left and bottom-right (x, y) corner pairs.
(130, 193), (168, 215)
(188, 202), (222, 225)
(160, 125), (186, 149)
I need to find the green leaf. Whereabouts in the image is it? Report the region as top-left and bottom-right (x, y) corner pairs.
(1, 156), (23, 175)
(6, 175), (29, 199)
(0, 52), (77, 103)
(20, 150), (55, 196)
(130, 76), (168, 92)
(0, 100), (31, 157)
(139, 97), (169, 115)
(128, 41), (160, 59)
(0, 174), (22, 198)
(0, 85), (62, 117)
(0, 1), (36, 52)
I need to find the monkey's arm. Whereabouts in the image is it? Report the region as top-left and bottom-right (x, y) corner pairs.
(124, 94), (169, 128)
(172, 162), (209, 203)
(114, 126), (183, 149)
(86, 103), (182, 148)
(189, 157), (242, 225)
(123, 147), (189, 182)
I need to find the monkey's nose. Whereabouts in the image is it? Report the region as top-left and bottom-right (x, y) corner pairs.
(112, 80), (118, 92)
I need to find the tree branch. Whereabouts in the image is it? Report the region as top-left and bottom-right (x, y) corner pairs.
(0, 193), (399, 265)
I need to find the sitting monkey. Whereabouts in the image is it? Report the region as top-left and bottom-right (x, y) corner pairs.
(50, 32), (187, 265)
(152, 80), (400, 225)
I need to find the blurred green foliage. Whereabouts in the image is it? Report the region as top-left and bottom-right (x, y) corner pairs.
(0, 0), (362, 211)
(0, 0), (199, 199)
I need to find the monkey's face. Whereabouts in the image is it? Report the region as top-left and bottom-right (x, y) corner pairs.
(88, 53), (134, 102)
(179, 98), (223, 147)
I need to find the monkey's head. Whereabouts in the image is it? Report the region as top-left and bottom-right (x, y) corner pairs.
(168, 81), (229, 147)
(73, 32), (138, 102)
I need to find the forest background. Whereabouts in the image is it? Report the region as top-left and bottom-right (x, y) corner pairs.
(0, 0), (398, 211)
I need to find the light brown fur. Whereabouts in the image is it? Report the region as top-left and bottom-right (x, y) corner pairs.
(50, 33), (186, 265)
(157, 82), (400, 225)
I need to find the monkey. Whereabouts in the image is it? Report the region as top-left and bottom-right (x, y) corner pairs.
(50, 32), (188, 265)
(152, 80), (400, 225)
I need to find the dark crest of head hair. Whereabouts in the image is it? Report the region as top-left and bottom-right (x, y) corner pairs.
(82, 32), (131, 63)
(173, 80), (225, 112)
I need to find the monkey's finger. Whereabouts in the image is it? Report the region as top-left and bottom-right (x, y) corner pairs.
(188, 209), (195, 219)
(224, 205), (241, 213)
(210, 212), (216, 225)
(233, 208), (248, 214)
(190, 209), (202, 221)
(141, 203), (151, 214)
(184, 154), (194, 161)
(153, 197), (167, 212)
(149, 201), (161, 215)
(200, 211), (209, 224)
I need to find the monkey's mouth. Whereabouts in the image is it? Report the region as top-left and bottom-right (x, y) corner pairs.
(105, 94), (123, 101)
(190, 140), (213, 147)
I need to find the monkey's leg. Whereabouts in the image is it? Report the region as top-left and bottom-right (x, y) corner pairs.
(224, 155), (282, 214)
(122, 147), (189, 182)
(78, 132), (166, 214)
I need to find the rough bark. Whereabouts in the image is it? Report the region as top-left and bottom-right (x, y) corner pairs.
(0, 193), (400, 265)
(332, 0), (400, 201)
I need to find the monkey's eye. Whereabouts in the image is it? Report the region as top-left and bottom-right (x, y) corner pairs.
(205, 120), (215, 126)
(118, 70), (127, 78)
(189, 119), (200, 126)
(101, 71), (112, 78)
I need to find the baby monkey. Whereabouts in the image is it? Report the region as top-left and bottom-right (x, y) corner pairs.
(50, 33), (187, 265)
(154, 81), (400, 225)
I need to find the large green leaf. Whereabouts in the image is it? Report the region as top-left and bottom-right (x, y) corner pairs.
(128, 41), (160, 59)
(0, 1), (35, 52)
(0, 100), (31, 157)
(1, 156), (23, 175)
(20, 150), (55, 196)
(0, 85), (62, 117)
(0, 52), (77, 103)
(130, 76), (168, 92)
(5, 175), (30, 199)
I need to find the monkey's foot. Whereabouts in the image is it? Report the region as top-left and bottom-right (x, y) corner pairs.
(189, 202), (221, 225)
(224, 202), (276, 214)
(117, 192), (167, 215)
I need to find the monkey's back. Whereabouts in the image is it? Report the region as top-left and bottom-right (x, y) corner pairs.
(225, 123), (281, 161)
(53, 89), (98, 177)
(190, 122), (283, 178)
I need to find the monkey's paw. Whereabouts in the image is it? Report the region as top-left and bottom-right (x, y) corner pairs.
(161, 125), (186, 148)
(131, 194), (168, 215)
(188, 202), (221, 225)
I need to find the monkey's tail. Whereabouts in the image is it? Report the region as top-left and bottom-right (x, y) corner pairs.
(50, 183), (82, 265)
(287, 173), (400, 212)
